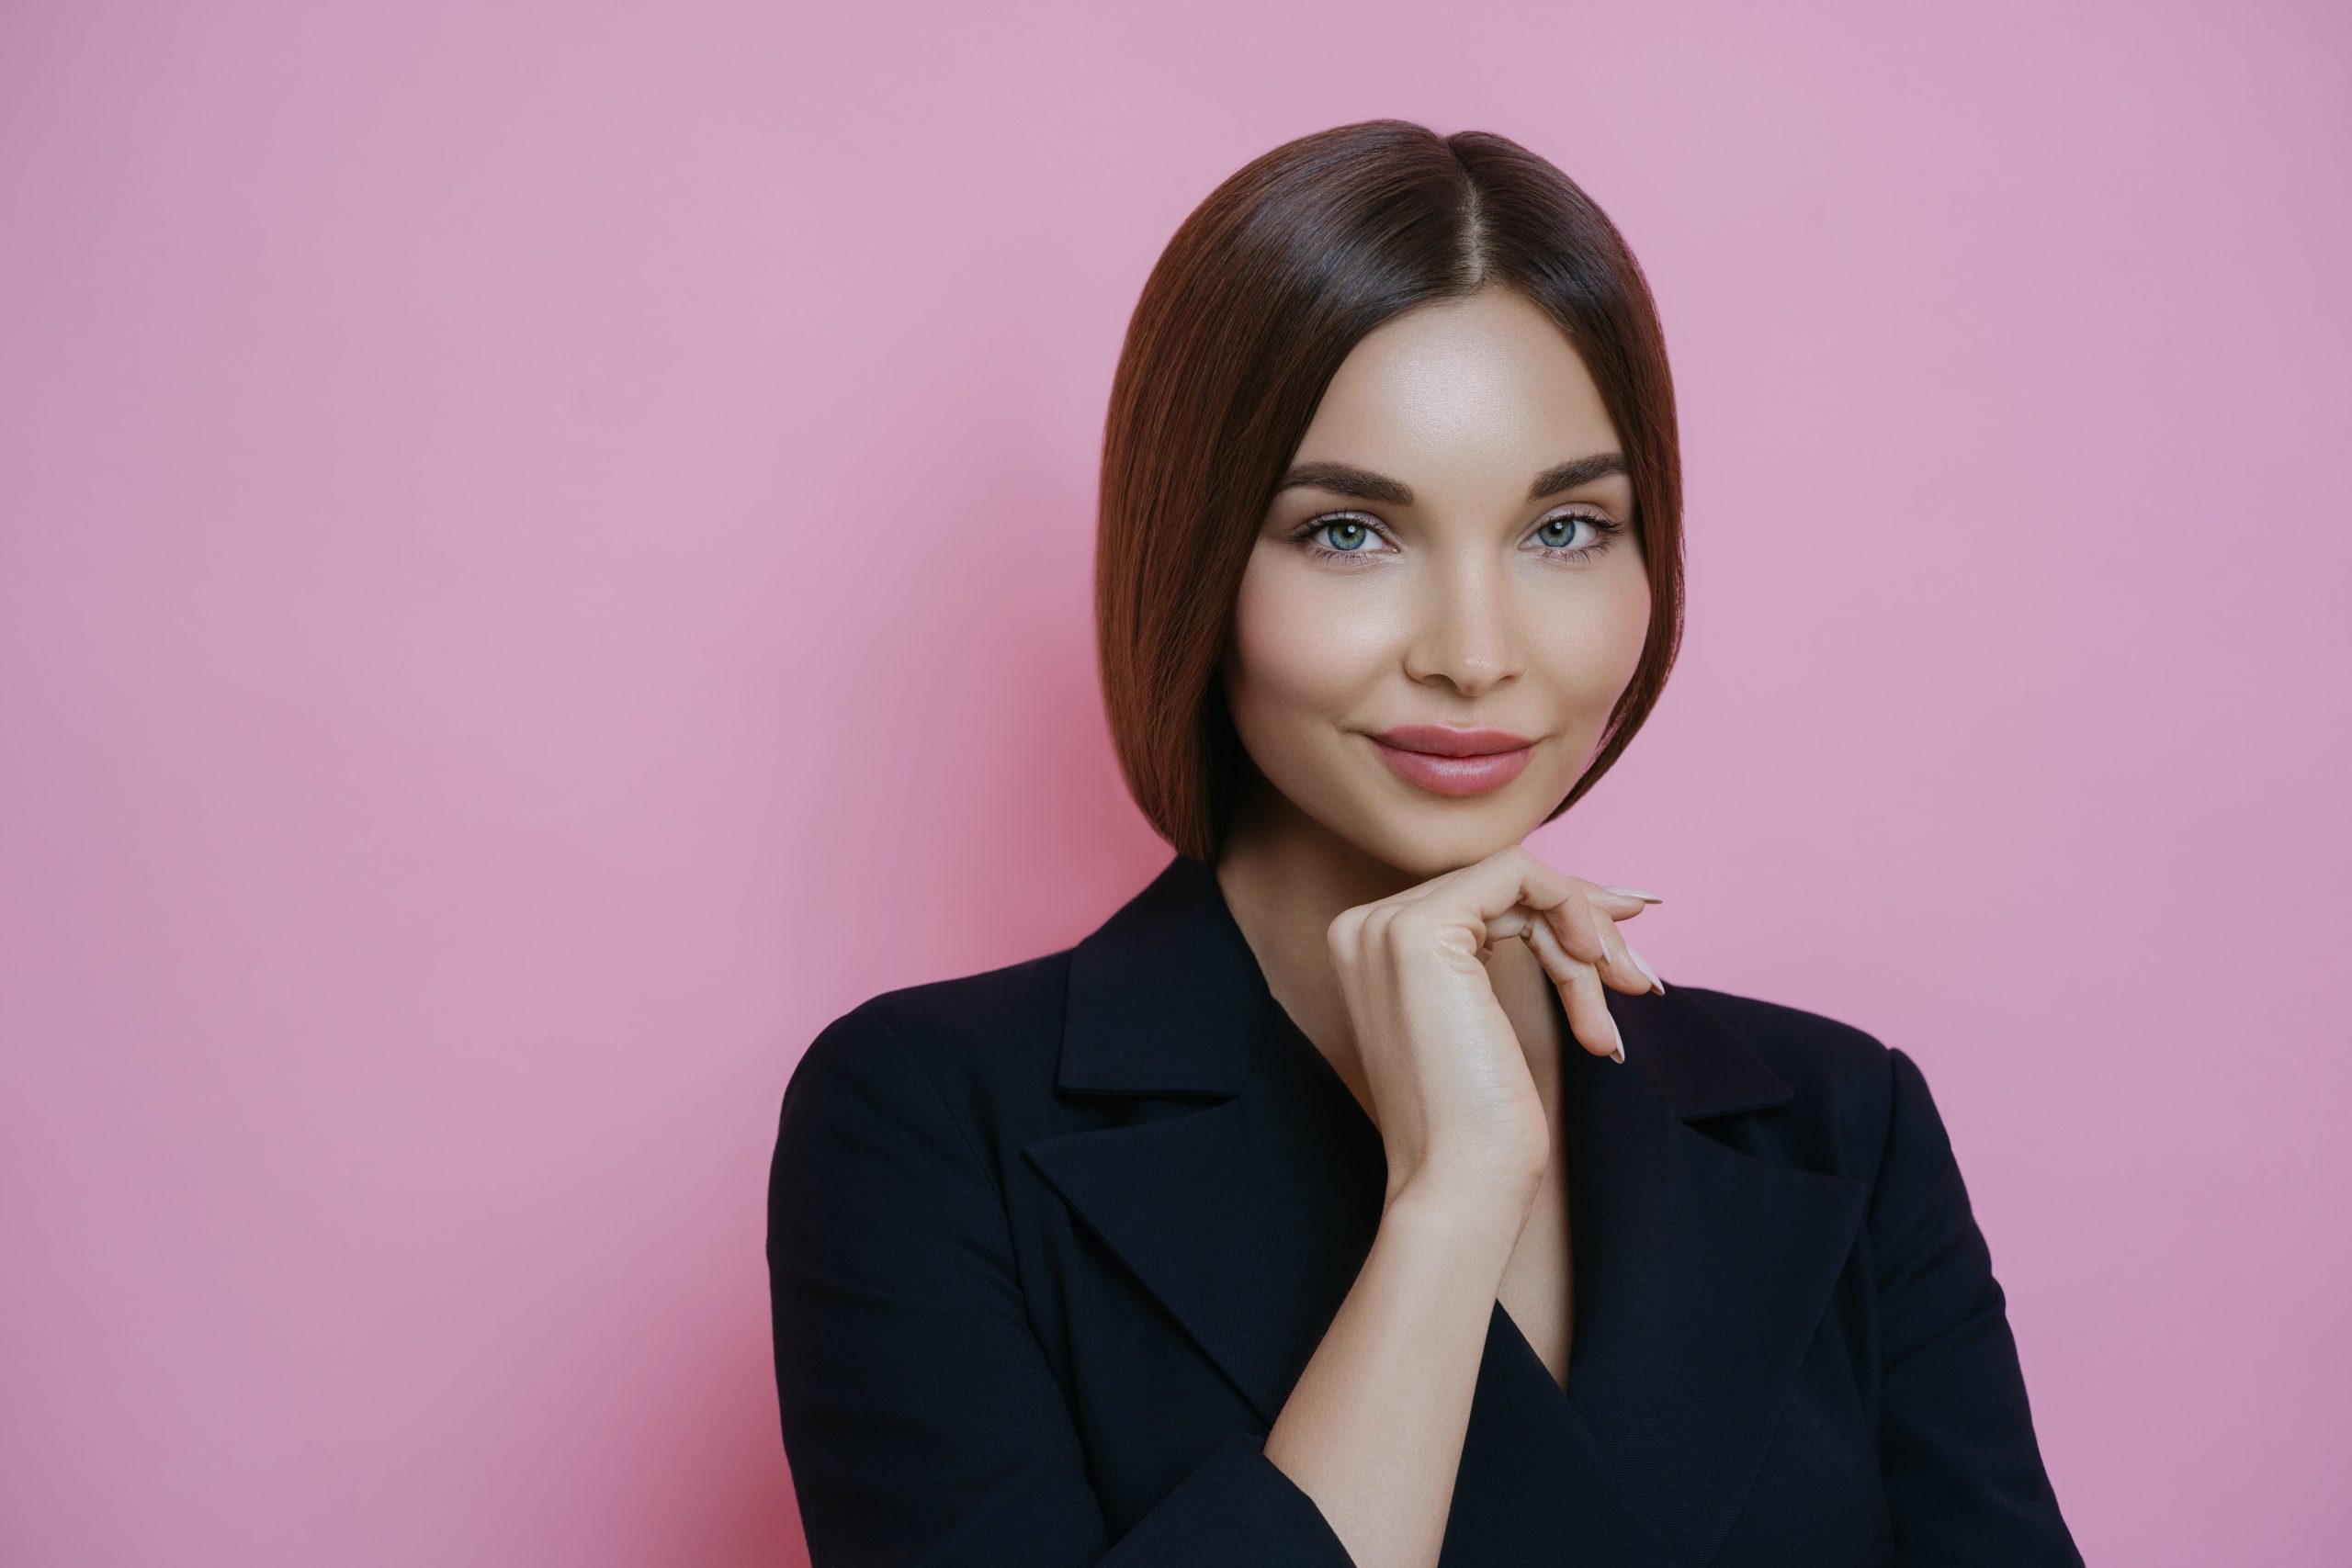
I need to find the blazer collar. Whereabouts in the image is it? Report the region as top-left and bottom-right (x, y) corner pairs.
(1028, 852), (1868, 1567)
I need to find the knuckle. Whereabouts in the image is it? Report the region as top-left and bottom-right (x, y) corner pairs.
(1328, 907), (1369, 953)
(1384, 908), (1455, 956)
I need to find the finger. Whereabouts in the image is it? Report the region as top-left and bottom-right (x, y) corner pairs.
(1395, 847), (1651, 928)
(1540, 897), (1646, 999)
(1396, 847), (1570, 946)
(1588, 888), (1653, 922)
(1418, 849), (1645, 1053)
(1438, 851), (1626, 983)
(1523, 911), (1626, 1063)
(1593, 908), (1666, 996)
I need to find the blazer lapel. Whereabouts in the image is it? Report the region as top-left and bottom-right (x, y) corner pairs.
(1023, 853), (1868, 1566)
(1557, 992), (1871, 1563)
(1023, 853), (1387, 1429)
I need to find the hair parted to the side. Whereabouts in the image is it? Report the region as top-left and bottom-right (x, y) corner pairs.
(1096, 118), (1686, 864)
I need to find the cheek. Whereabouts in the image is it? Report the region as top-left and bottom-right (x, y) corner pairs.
(1226, 555), (1391, 718)
(1536, 573), (1654, 711)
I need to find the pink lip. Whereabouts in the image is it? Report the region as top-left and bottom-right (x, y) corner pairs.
(1367, 726), (1539, 797)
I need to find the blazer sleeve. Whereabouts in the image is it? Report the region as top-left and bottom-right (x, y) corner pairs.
(1869, 1045), (2084, 1566)
(766, 1003), (1358, 1568)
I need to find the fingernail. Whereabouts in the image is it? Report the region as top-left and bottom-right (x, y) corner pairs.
(1601, 886), (1664, 904)
(1626, 945), (1666, 995)
(1606, 1012), (1625, 1064)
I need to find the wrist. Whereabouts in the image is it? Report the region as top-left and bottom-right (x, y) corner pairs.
(1382, 1167), (1538, 1249)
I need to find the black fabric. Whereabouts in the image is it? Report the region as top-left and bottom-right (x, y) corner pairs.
(766, 852), (2083, 1565)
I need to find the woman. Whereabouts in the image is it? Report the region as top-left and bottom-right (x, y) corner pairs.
(766, 120), (2082, 1567)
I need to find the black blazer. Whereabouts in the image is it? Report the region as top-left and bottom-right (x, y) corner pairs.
(766, 852), (2082, 1566)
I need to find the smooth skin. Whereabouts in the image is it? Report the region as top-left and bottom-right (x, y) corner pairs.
(1214, 283), (1663, 1568)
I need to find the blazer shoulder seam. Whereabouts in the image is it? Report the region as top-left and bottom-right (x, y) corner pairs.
(858, 1005), (1006, 1208)
(1862, 1043), (1910, 1218)
(860, 1002), (1069, 1371)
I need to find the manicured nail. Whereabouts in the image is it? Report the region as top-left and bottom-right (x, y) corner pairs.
(1601, 885), (1664, 904)
(1606, 1013), (1625, 1064)
(1626, 945), (1665, 995)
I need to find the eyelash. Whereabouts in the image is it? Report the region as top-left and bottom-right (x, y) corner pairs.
(1288, 509), (1626, 566)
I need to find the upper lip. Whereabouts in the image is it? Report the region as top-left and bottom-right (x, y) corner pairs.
(1371, 724), (1538, 757)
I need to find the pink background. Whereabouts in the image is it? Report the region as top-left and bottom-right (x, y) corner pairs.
(3, 2), (2346, 1562)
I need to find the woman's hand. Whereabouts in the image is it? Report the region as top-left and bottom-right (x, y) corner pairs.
(1327, 843), (1665, 1211)
(1268, 845), (1666, 1562)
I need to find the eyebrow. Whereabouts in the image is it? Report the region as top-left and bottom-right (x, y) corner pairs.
(1272, 452), (1630, 507)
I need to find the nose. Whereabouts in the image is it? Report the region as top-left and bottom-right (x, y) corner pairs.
(1399, 555), (1524, 698)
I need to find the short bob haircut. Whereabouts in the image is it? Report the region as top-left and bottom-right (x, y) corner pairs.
(1097, 118), (1686, 865)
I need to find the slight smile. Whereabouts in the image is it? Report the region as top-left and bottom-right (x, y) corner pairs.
(1366, 725), (1538, 797)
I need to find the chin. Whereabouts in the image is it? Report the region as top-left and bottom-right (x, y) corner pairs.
(1349, 806), (1543, 882)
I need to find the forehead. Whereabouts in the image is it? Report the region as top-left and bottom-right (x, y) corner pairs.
(1292, 288), (1620, 485)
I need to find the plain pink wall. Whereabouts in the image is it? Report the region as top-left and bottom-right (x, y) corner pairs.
(3, 1), (2345, 1562)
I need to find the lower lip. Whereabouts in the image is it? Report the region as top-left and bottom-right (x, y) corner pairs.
(1370, 738), (1536, 796)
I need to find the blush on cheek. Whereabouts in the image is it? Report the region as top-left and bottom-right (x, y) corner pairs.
(1591, 581), (1654, 687)
(1229, 568), (1367, 708)
(1539, 594), (1653, 742)
(1223, 564), (1396, 814)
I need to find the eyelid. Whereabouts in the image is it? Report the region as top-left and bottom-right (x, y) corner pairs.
(1292, 502), (1618, 542)
(1291, 509), (1393, 543)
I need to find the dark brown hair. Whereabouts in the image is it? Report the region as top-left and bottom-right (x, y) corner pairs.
(1096, 118), (1685, 863)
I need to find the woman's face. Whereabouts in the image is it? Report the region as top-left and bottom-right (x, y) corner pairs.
(1220, 285), (1654, 881)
